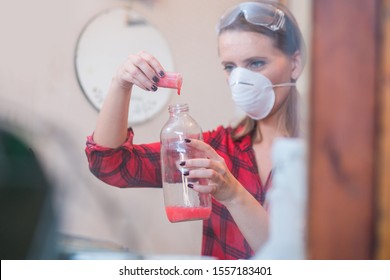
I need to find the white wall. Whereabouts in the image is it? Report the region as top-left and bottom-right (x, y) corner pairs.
(0, 0), (310, 257)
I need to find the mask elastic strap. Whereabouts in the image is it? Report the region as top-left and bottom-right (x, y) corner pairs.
(272, 82), (296, 88)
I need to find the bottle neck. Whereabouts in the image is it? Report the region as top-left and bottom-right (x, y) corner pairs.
(168, 104), (189, 117)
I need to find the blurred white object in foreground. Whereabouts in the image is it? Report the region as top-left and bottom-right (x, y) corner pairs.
(253, 138), (307, 260)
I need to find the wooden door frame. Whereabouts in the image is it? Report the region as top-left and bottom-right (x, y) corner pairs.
(308, 0), (380, 259)
(377, 0), (390, 260)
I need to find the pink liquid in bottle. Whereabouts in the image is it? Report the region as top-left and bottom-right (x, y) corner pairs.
(165, 206), (211, 223)
(157, 72), (183, 95)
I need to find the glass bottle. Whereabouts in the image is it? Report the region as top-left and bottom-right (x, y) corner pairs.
(160, 104), (211, 223)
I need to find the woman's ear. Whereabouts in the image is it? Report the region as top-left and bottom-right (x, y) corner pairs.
(290, 51), (303, 81)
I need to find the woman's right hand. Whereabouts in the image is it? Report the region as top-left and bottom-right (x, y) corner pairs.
(93, 51), (164, 147)
(114, 51), (166, 91)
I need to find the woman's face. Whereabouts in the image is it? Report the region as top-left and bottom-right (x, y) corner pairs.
(218, 30), (300, 117)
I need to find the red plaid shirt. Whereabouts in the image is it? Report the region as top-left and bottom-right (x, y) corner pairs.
(85, 125), (271, 260)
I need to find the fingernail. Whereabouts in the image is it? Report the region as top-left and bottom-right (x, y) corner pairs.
(151, 85), (158, 91)
(183, 170), (189, 176)
(187, 184), (193, 189)
(179, 161), (186, 166)
(184, 139), (191, 143)
(159, 71), (165, 77)
(152, 76), (159, 83)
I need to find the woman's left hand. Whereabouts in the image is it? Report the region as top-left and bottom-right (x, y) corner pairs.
(183, 139), (269, 252)
(182, 139), (242, 205)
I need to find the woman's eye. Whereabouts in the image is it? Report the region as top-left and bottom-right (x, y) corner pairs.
(248, 60), (265, 70)
(223, 64), (235, 73)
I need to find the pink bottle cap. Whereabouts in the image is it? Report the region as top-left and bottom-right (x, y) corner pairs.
(157, 72), (183, 95)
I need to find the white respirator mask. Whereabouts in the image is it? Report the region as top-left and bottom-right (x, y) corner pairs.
(229, 67), (295, 120)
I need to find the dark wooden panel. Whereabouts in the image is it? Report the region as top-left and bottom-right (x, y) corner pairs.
(308, 0), (379, 259)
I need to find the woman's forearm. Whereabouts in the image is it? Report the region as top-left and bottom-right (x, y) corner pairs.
(224, 187), (269, 252)
(93, 77), (132, 148)
(92, 52), (165, 148)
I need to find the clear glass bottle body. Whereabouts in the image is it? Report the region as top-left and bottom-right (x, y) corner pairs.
(160, 104), (211, 223)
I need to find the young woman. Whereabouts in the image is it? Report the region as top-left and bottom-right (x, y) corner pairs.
(85, 1), (305, 260)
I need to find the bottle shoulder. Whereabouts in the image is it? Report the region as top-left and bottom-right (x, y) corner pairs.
(161, 115), (202, 140)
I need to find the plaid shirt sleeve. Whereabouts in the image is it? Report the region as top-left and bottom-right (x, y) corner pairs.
(85, 128), (162, 188)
